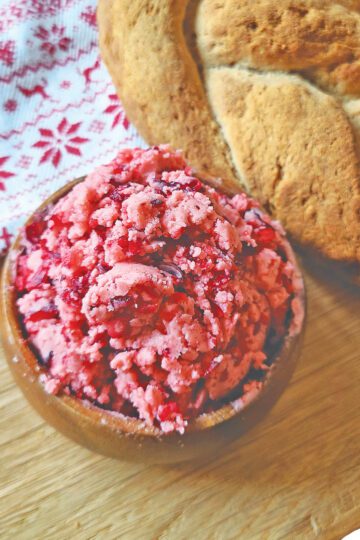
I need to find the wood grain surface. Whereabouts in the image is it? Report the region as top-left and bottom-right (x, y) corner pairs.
(1, 256), (360, 540)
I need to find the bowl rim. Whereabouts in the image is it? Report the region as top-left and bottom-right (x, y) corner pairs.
(2, 177), (306, 439)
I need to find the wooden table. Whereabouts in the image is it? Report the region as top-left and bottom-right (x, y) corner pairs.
(1, 257), (359, 540)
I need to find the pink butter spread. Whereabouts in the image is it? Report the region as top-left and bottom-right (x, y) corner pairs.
(15, 146), (303, 434)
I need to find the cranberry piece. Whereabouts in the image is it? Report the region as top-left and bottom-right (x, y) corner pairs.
(185, 178), (202, 192)
(168, 181), (180, 189)
(118, 237), (142, 256)
(211, 302), (223, 319)
(155, 318), (167, 334)
(27, 269), (47, 290)
(253, 225), (276, 246)
(171, 292), (188, 305)
(61, 273), (90, 305)
(158, 402), (179, 422)
(208, 272), (230, 292)
(97, 262), (110, 274)
(88, 216), (97, 228)
(15, 256), (30, 291)
(48, 213), (64, 229)
(109, 295), (132, 311)
(27, 303), (59, 322)
(25, 219), (46, 244)
(198, 258), (209, 269)
(118, 236), (128, 249)
(93, 330), (108, 348)
(111, 165), (125, 175)
(159, 263), (183, 281)
(246, 219), (260, 229)
(61, 289), (77, 304)
(15, 274), (27, 292)
(72, 273), (90, 293)
(155, 180), (171, 194)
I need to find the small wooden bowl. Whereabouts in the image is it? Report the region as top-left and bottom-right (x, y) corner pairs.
(0, 180), (305, 464)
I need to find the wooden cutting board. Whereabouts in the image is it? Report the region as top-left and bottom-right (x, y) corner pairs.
(1, 256), (359, 540)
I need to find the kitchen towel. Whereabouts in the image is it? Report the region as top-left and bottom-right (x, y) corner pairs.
(0, 0), (144, 255)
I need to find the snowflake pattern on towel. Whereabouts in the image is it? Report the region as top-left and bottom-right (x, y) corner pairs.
(0, 0), (144, 255)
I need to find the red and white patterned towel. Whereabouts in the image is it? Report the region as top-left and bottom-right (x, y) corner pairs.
(0, 0), (144, 256)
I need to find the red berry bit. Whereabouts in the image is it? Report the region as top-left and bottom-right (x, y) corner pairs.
(15, 255), (30, 292)
(171, 292), (188, 305)
(118, 236), (142, 256)
(207, 271), (231, 293)
(253, 225), (276, 247)
(158, 402), (180, 422)
(97, 262), (110, 274)
(109, 295), (132, 311)
(27, 268), (47, 290)
(25, 218), (47, 244)
(48, 212), (64, 228)
(118, 236), (128, 250)
(211, 302), (224, 319)
(26, 303), (59, 323)
(61, 273), (90, 305)
(111, 164), (125, 176)
(159, 263), (183, 281)
(155, 179), (172, 194)
(184, 178), (203, 192)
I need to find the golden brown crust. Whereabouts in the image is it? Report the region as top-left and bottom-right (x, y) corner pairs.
(98, 0), (360, 264)
(206, 68), (360, 261)
(98, 0), (238, 193)
(196, 0), (360, 98)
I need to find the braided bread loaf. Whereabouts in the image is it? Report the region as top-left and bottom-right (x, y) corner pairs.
(98, 0), (360, 264)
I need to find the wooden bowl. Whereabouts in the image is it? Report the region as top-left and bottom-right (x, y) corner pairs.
(0, 180), (305, 464)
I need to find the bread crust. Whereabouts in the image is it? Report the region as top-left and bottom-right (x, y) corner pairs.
(197, 0), (360, 97)
(98, 0), (238, 193)
(207, 68), (360, 261)
(98, 0), (360, 263)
